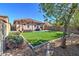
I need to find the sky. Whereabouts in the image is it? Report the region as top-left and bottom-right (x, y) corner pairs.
(0, 3), (44, 24)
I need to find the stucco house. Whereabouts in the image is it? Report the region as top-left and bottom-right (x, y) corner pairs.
(13, 18), (45, 31)
(0, 16), (10, 54)
(0, 16), (10, 36)
(43, 22), (52, 30)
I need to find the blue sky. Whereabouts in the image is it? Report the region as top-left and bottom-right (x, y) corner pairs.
(0, 3), (44, 24)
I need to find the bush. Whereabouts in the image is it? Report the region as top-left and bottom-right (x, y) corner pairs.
(9, 31), (21, 36)
(5, 35), (24, 50)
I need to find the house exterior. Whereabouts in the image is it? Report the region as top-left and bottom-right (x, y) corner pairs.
(13, 18), (45, 31)
(0, 16), (10, 54)
(43, 22), (52, 30)
(0, 19), (6, 54)
(0, 16), (10, 36)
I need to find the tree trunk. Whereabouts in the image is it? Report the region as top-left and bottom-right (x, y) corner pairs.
(60, 20), (67, 49)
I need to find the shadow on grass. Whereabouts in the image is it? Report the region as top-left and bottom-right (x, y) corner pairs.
(27, 33), (63, 46)
(51, 33), (63, 38)
(30, 39), (48, 46)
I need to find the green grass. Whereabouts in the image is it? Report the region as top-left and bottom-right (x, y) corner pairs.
(21, 31), (63, 46)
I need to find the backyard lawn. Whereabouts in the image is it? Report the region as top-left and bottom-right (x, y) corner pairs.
(21, 31), (63, 46)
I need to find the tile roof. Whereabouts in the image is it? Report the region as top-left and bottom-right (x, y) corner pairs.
(14, 18), (44, 24)
(0, 16), (8, 23)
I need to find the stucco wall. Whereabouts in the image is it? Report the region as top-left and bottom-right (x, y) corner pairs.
(6, 23), (10, 36)
(0, 20), (6, 55)
(0, 16), (10, 36)
(16, 24), (41, 31)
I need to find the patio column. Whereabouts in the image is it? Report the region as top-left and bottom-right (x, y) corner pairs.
(0, 29), (3, 55)
(0, 21), (3, 55)
(0, 21), (6, 55)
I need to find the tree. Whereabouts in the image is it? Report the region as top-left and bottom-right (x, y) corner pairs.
(69, 8), (79, 32)
(40, 3), (78, 48)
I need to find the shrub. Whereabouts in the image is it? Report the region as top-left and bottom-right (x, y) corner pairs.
(5, 35), (24, 50)
(9, 31), (21, 36)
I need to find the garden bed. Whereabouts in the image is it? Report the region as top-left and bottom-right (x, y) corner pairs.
(4, 31), (24, 50)
(21, 31), (63, 46)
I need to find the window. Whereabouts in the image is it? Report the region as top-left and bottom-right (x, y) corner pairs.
(27, 25), (29, 28)
(23, 24), (26, 25)
(17, 24), (19, 27)
(34, 25), (36, 27)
